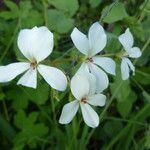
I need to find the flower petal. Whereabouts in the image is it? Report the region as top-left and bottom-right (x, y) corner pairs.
(76, 62), (89, 75)
(86, 73), (96, 95)
(71, 74), (89, 100)
(88, 22), (107, 56)
(17, 68), (37, 88)
(128, 47), (142, 58)
(38, 65), (67, 91)
(118, 28), (133, 51)
(88, 94), (106, 106)
(71, 27), (89, 56)
(0, 62), (30, 82)
(17, 26), (53, 62)
(125, 58), (135, 73)
(93, 56), (116, 75)
(89, 63), (109, 93)
(59, 100), (79, 124)
(80, 103), (99, 128)
(121, 58), (130, 80)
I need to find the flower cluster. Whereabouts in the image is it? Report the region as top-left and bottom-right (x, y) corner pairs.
(0, 22), (141, 128)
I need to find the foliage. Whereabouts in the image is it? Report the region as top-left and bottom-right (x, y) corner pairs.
(0, 0), (149, 150)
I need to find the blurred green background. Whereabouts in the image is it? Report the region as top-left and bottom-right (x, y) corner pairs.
(0, 0), (150, 150)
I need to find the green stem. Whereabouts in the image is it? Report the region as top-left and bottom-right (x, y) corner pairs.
(2, 100), (9, 121)
(42, 0), (48, 27)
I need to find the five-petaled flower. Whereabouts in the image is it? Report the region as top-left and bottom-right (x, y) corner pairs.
(118, 28), (142, 80)
(71, 22), (116, 93)
(0, 26), (67, 91)
(59, 74), (106, 128)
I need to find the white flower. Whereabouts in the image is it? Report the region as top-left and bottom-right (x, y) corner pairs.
(71, 22), (116, 93)
(0, 26), (67, 91)
(118, 28), (142, 80)
(59, 74), (106, 128)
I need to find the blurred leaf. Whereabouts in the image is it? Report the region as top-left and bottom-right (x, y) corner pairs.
(47, 9), (74, 33)
(18, 1), (43, 27)
(6, 87), (28, 110)
(117, 92), (136, 118)
(102, 2), (128, 23)
(24, 82), (50, 105)
(134, 68), (150, 85)
(104, 32), (121, 53)
(14, 110), (48, 149)
(0, 115), (16, 142)
(143, 91), (150, 102)
(0, 0), (19, 20)
(89, 0), (101, 8)
(145, 126), (150, 148)
(104, 120), (123, 137)
(48, 0), (79, 17)
(123, 16), (144, 39)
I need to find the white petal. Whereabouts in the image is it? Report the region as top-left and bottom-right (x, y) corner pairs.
(86, 73), (96, 95)
(88, 22), (107, 56)
(71, 27), (89, 56)
(17, 68), (37, 88)
(75, 62), (89, 75)
(71, 74), (89, 100)
(125, 58), (135, 73)
(93, 56), (116, 75)
(89, 63), (109, 93)
(118, 28), (133, 51)
(128, 47), (142, 58)
(38, 65), (67, 91)
(0, 62), (30, 82)
(17, 26), (53, 62)
(80, 103), (99, 128)
(121, 58), (130, 80)
(59, 100), (79, 124)
(88, 94), (106, 106)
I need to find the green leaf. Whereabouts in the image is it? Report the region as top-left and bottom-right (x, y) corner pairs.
(145, 126), (150, 148)
(89, 0), (101, 8)
(134, 68), (150, 85)
(0, 1), (19, 20)
(48, 0), (79, 17)
(102, 2), (128, 23)
(24, 82), (50, 105)
(117, 92), (137, 118)
(6, 87), (28, 110)
(104, 120), (123, 137)
(104, 32), (121, 53)
(47, 9), (74, 34)
(123, 16), (144, 39)
(14, 110), (48, 149)
(0, 115), (16, 142)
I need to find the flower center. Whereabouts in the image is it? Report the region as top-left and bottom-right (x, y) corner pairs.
(87, 57), (93, 62)
(30, 60), (38, 70)
(81, 97), (87, 104)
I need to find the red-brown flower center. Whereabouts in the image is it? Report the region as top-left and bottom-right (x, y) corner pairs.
(30, 61), (37, 70)
(81, 98), (87, 104)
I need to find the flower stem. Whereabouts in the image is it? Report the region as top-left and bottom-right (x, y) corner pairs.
(2, 100), (9, 121)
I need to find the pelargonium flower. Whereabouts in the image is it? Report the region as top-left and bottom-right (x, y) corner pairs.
(118, 28), (142, 80)
(59, 73), (106, 128)
(0, 26), (67, 91)
(71, 22), (116, 93)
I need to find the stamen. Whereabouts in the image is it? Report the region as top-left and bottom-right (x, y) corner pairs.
(30, 61), (37, 69)
(87, 57), (93, 62)
(81, 98), (87, 104)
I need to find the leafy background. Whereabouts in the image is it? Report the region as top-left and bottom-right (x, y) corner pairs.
(0, 0), (150, 150)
